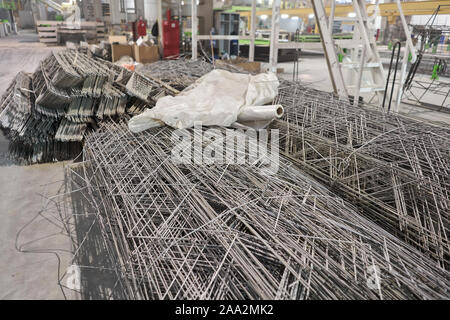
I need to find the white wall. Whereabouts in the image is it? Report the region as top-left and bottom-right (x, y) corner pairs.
(144, 0), (159, 26)
(109, 0), (145, 24)
(411, 14), (450, 26)
(38, 3), (48, 20)
(279, 16), (302, 32)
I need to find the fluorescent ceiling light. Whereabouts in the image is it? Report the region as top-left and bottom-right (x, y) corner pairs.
(291, 16), (299, 20)
(308, 13), (314, 19)
(281, 14), (289, 19)
(348, 12), (356, 18)
(260, 15), (268, 20)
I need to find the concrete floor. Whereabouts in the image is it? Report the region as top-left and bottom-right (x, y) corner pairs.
(0, 31), (74, 299)
(0, 31), (448, 300)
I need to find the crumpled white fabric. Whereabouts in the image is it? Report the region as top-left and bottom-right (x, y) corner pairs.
(128, 69), (279, 132)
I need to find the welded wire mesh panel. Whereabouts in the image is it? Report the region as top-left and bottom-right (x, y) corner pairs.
(0, 50), (159, 164)
(125, 72), (154, 101)
(77, 120), (449, 300)
(0, 72), (32, 133)
(274, 81), (450, 269)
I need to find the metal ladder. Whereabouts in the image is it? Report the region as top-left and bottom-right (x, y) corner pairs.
(312, 0), (386, 107)
(389, 0), (417, 113)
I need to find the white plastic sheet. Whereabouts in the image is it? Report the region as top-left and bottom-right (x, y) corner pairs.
(128, 69), (279, 132)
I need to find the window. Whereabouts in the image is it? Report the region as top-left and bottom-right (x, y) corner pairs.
(120, 0), (136, 14)
(101, 0), (110, 16)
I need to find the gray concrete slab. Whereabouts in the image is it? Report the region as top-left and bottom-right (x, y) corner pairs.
(0, 31), (61, 93)
(0, 131), (11, 166)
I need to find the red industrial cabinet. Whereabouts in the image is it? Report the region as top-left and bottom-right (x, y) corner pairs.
(163, 10), (180, 58)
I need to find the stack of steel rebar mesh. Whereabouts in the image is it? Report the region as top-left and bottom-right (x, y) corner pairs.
(137, 59), (215, 91)
(3, 56), (448, 299)
(273, 81), (450, 270)
(71, 118), (449, 300)
(379, 50), (450, 78)
(0, 49), (181, 164)
(137, 58), (250, 92)
(0, 53), (249, 164)
(60, 59), (449, 299)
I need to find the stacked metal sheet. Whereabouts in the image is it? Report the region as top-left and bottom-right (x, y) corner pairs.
(0, 71), (77, 163)
(0, 72), (32, 133)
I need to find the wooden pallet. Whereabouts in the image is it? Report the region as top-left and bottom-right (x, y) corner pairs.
(37, 20), (106, 45)
(37, 20), (59, 43)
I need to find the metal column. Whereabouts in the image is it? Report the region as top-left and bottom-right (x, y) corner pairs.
(249, 0), (256, 62)
(269, 0), (280, 73)
(191, 0), (198, 61)
(158, 0), (164, 56)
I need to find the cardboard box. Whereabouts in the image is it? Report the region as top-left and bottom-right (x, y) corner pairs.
(133, 44), (159, 64)
(234, 61), (261, 73)
(112, 44), (134, 62)
(112, 43), (160, 63)
(216, 58), (261, 73)
(109, 35), (127, 44)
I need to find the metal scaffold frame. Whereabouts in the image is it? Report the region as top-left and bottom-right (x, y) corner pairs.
(190, 0), (258, 63)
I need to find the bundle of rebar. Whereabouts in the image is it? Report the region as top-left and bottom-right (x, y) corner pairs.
(71, 119), (449, 300)
(69, 61), (448, 299)
(380, 48), (450, 78)
(272, 81), (450, 269)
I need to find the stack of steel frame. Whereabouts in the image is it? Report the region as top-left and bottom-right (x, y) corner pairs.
(4, 58), (448, 299)
(67, 118), (449, 299)
(273, 81), (449, 269)
(0, 50), (186, 164)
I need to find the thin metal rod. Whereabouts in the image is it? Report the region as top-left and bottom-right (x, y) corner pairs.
(382, 41), (401, 112)
(191, 0), (198, 61)
(269, 0), (281, 73)
(249, 0), (257, 62)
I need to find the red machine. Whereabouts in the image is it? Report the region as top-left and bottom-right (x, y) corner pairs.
(163, 9), (180, 58)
